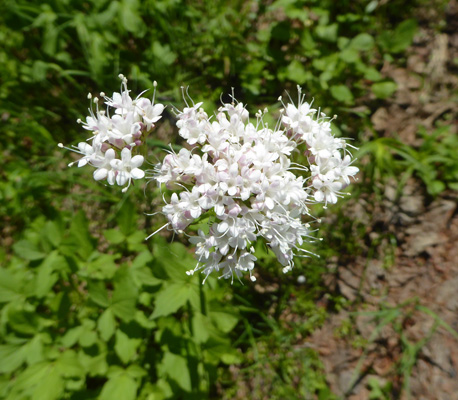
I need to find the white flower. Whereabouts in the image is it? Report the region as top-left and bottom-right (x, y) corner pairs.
(153, 87), (358, 282)
(61, 74), (164, 192)
(62, 78), (359, 283)
(110, 147), (145, 191)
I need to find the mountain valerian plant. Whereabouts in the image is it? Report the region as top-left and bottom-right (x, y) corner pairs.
(60, 76), (358, 283)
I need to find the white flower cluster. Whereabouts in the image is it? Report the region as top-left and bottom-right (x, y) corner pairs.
(155, 86), (358, 283)
(59, 75), (165, 192)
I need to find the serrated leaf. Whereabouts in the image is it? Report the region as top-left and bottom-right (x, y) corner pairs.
(120, 0), (146, 37)
(132, 267), (162, 287)
(378, 19), (417, 53)
(43, 220), (62, 248)
(0, 268), (21, 303)
(12, 240), (45, 261)
(70, 211), (95, 259)
(191, 312), (211, 343)
(7, 307), (40, 335)
(154, 240), (195, 281)
(79, 329), (97, 348)
(25, 335), (45, 365)
(161, 353), (192, 391)
(103, 228), (126, 244)
(61, 326), (83, 348)
(99, 372), (138, 400)
(111, 275), (137, 322)
(151, 283), (196, 319)
(98, 308), (116, 341)
(210, 311), (239, 333)
(114, 330), (141, 364)
(31, 365), (64, 400)
(78, 351), (108, 376)
(56, 350), (85, 378)
(86, 253), (118, 279)
(131, 251), (153, 269)
(35, 254), (60, 298)
(88, 281), (110, 308)
(0, 343), (26, 373)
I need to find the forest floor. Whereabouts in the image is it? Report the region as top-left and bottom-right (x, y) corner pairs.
(224, 2), (458, 399)
(310, 2), (458, 399)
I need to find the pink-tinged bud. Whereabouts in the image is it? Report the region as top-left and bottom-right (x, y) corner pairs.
(125, 144), (132, 150)
(134, 140), (142, 147)
(138, 122), (146, 131)
(101, 143), (111, 152)
(133, 131), (142, 140)
(113, 139), (125, 149)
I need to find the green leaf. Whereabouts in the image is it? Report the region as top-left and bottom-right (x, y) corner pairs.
(0, 343), (26, 373)
(151, 283), (197, 319)
(78, 351), (108, 377)
(111, 280), (137, 322)
(152, 42), (177, 66)
(69, 211), (95, 259)
(426, 180), (446, 196)
(79, 329), (97, 348)
(7, 307), (40, 335)
(61, 326), (83, 348)
(161, 353), (192, 391)
(116, 197), (137, 236)
(13, 240), (45, 261)
(210, 311), (239, 333)
(25, 334), (45, 366)
(154, 240), (195, 282)
(132, 267), (162, 287)
(103, 228), (126, 244)
(131, 251), (153, 269)
(126, 364), (147, 379)
(284, 60), (308, 84)
(372, 81), (397, 99)
(56, 350), (85, 378)
(0, 268), (22, 303)
(85, 253), (118, 279)
(350, 33), (374, 51)
(99, 372), (138, 400)
(35, 253), (60, 298)
(114, 330), (141, 364)
(98, 308), (116, 341)
(315, 23), (338, 42)
(339, 48), (359, 63)
(330, 85), (354, 104)
(43, 220), (62, 248)
(379, 19), (417, 53)
(191, 312), (211, 343)
(88, 280), (110, 308)
(16, 363), (64, 400)
(120, 0), (146, 36)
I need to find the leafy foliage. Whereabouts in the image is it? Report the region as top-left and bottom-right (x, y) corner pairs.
(0, 201), (241, 398)
(2, 0), (455, 398)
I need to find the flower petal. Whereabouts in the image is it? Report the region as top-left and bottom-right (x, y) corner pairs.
(131, 168), (145, 180)
(131, 155), (144, 168)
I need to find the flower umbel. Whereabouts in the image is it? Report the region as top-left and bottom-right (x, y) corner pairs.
(61, 78), (359, 283)
(59, 75), (164, 192)
(153, 86), (359, 282)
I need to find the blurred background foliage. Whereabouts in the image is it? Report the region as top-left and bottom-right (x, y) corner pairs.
(1, 0), (457, 399)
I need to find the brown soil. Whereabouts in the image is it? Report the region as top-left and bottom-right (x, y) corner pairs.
(222, 2), (458, 399)
(309, 2), (458, 399)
